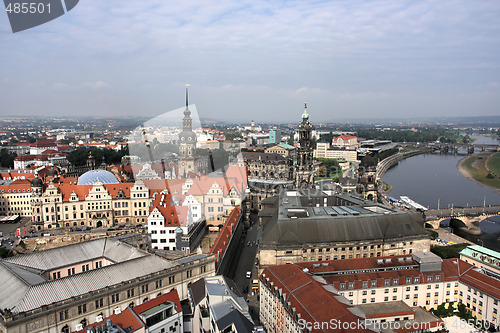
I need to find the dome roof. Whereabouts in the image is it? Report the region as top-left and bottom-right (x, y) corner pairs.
(31, 177), (42, 187)
(47, 168), (58, 177)
(77, 170), (119, 185)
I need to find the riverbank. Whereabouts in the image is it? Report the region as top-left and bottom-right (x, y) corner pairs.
(376, 148), (430, 197)
(457, 152), (500, 192)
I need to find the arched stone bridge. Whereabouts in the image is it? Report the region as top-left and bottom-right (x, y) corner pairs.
(425, 213), (497, 235)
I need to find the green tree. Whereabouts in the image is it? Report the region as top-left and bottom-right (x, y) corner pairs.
(0, 148), (17, 168)
(67, 148), (89, 166)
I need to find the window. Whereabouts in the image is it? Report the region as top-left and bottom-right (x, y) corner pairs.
(111, 293), (119, 303)
(362, 291), (367, 295)
(385, 289), (389, 294)
(127, 289), (135, 298)
(362, 281), (368, 288)
(384, 297), (388, 301)
(95, 298), (103, 308)
(371, 290), (376, 295)
(384, 279), (390, 286)
(142, 284), (149, 293)
(371, 280), (377, 287)
(156, 279), (162, 288)
(371, 298), (375, 302)
(77, 304), (87, 314)
(59, 309), (68, 321)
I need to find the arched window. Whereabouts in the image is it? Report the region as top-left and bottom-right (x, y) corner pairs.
(61, 325), (69, 333)
(80, 318), (87, 327)
(129, 302), (134, 308)
(143, 298), (148, 303)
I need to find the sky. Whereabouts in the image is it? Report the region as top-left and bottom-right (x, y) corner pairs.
(1, 0), (500, 122)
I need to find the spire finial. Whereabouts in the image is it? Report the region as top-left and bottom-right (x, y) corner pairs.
(302, 101), (309, 120)
(185, 83), (190, 107)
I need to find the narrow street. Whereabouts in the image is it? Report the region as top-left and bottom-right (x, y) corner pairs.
(226, 213), (261, 323)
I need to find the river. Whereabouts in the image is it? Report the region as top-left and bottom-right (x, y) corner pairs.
(382, 134), (500, 251)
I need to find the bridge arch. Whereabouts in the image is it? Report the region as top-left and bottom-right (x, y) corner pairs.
(449, 218), (467, 229)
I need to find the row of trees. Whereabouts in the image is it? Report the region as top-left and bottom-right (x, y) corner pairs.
(0, 148), (17, 169)
(67, 147), (129, 166)
(356, 128), (471, 144)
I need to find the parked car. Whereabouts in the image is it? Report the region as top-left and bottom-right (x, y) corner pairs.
(246, 271), (251, 279)
(243, 285), (249, 293)
(75, 228), (82, 231)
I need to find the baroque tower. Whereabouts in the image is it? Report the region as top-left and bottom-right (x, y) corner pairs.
(178, 84), (197, 178)
(295, 102), (315, 188)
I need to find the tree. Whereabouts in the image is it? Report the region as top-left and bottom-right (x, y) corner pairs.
(67, 149), (88, 166)
(0, 148), (17, 168)
(360, 155), (376, 167)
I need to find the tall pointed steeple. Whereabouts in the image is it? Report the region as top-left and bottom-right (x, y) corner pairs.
(184, 83), (191, 118)
(179, 84), (197, 178)
(302, 101), (309, 120)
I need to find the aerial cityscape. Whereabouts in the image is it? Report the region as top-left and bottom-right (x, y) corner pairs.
(1, 1), (500, 333)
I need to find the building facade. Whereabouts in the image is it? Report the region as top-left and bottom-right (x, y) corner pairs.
(260, 252), (499, 333)
(0, 238), (215, 333)
(257, 190), (431, 271)
(313, 142), (358, 162)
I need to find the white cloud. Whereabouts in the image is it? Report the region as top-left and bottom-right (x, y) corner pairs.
(1, 0), (500, 119)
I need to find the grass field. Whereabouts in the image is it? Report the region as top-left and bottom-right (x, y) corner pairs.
(487, 152), (500, 175)
(460, 152), (500, 190)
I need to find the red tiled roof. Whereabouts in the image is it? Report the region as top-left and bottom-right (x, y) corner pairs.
(209, 208), (240, 265)
(14, 155), (49, 161)
(455, 259), (500, 299)
(132, 289), (182, 319)
(75, 308), (143, 333)
(31, 140), (56, 147)
(262, 264), (372, 333)
(334, 135), (357, 141)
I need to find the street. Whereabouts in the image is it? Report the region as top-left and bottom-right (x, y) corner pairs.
(227, 213), (261, 323)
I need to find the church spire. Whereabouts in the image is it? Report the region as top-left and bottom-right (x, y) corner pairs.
(185, 83), (189, 107)
(302, 101), (309, 120)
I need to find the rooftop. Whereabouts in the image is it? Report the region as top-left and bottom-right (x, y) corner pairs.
(0, 238), (181, 314)
(460, 244), (500, 261)
(260, 190), (429, 245)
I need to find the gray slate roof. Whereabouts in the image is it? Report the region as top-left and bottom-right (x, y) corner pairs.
(0, 238), (175, 314)
(2, 238), (146, 271)
(262, 211), (428, 245)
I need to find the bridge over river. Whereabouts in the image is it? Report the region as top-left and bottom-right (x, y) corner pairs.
(424, 205), (500, 235)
